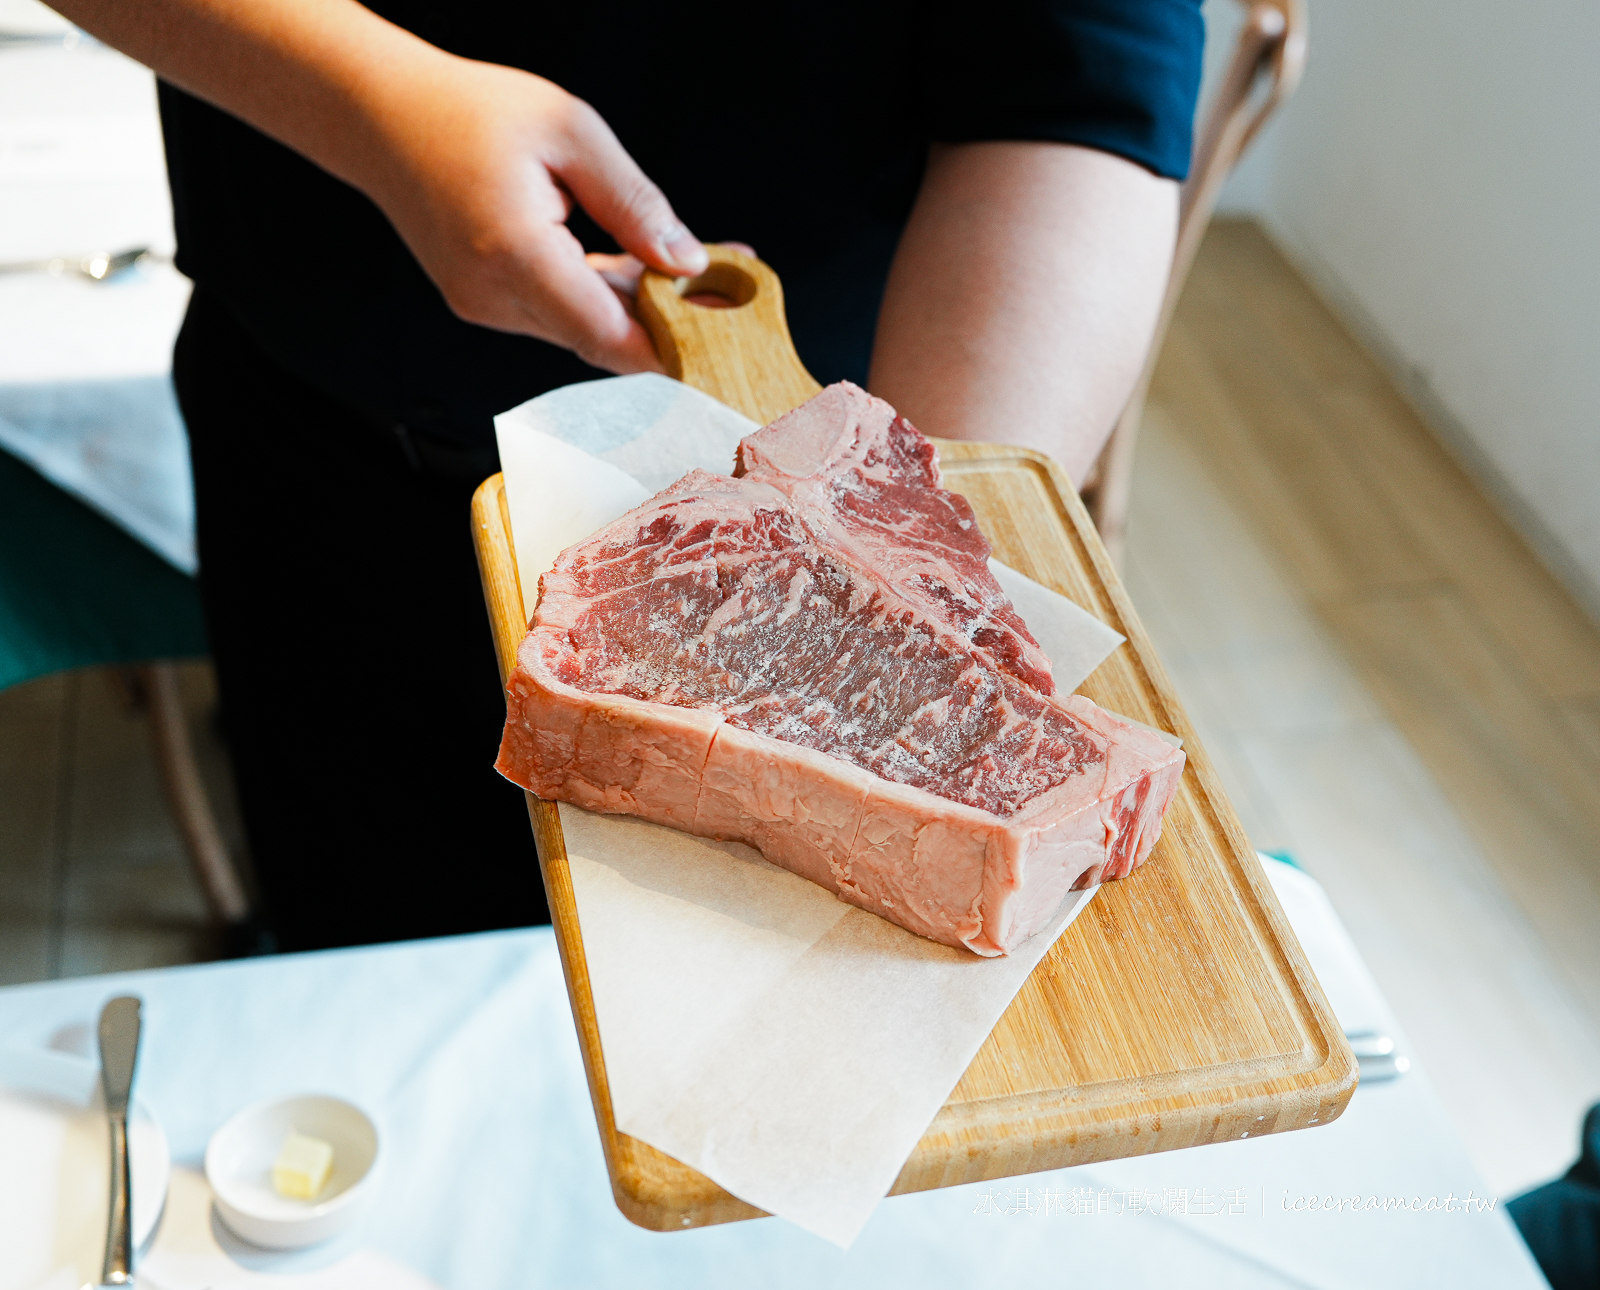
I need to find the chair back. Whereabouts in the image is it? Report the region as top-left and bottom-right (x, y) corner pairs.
(1085, 0), (1308, 565)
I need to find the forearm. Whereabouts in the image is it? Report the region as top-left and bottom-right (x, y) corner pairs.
(869, 142), (1177, 486)
(51, 0), (706, 371)
(48, 0), (432, 202)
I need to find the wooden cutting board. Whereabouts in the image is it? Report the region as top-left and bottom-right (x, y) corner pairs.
(471, 246), (1356, 1231)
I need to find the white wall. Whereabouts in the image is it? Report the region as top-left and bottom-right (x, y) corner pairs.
(1200, 0), (1600, 616)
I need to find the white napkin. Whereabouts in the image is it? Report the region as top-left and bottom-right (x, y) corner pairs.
(495, 375), (1126, 1246)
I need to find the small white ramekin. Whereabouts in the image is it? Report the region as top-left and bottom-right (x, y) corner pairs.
(204, 1093), (380, 1249)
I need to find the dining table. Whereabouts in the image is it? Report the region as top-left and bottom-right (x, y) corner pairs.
(0, 857), (1546, 1289)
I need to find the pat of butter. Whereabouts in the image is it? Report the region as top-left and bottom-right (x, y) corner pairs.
(272, 1131), (334, 1200)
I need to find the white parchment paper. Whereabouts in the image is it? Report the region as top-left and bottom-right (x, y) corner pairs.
(495, 375), (1126, 1246)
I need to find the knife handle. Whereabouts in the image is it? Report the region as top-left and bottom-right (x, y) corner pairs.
(102, 1110), (133, 1284)
(97, 994), (142, 1284)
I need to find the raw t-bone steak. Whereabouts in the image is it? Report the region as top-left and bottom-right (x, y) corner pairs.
(496, 383), (1184, 955)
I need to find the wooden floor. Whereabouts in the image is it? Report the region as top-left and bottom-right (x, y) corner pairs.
(0, 216), (1596, 1198)
(0, 661), (244, 981)
(1125, 219), (1600, 1198)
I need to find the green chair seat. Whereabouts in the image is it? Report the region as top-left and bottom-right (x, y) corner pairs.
(0, 445), (206, 692)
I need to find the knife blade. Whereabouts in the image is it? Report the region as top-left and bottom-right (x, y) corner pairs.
(97, 996), (142, 1286)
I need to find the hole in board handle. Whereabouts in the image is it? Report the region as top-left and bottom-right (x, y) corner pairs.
(674, 262), (758, 310)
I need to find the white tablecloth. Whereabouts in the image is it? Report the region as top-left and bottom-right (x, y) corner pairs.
(0, 36), (196, 572)
(0, 859), (1546, 1289)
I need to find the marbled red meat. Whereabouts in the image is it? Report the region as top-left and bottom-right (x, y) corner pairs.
(497, 383), (1184, 955)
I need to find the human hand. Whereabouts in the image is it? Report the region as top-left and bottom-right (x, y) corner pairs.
(355, 56), (710, 373)
(43, 0), (720, 370)
(588, 241), (758, 309)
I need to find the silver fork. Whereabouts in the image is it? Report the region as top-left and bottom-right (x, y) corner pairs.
(0, 247), (154, 283)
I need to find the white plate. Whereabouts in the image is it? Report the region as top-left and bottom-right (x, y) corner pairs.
(0, 1048), (170, 1290)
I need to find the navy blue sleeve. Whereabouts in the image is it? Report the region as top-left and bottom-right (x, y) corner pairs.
(916, 0), (1206, 181)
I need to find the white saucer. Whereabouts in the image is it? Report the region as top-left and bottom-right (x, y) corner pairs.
(0, 1047), (171, 1290)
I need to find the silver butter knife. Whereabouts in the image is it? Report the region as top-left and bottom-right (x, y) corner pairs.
(96, 996), (143, 1287)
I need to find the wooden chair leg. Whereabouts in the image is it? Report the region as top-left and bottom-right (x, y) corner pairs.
(1086, 376), (1149, 571)
(134, 662), (252, 926)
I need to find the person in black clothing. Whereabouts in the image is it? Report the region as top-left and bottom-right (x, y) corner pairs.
(52, 0), (1203, 950)
(1510, 1103), (1600, 1290)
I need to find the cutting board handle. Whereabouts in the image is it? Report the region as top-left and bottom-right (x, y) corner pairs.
(637, 245), (823, 426)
